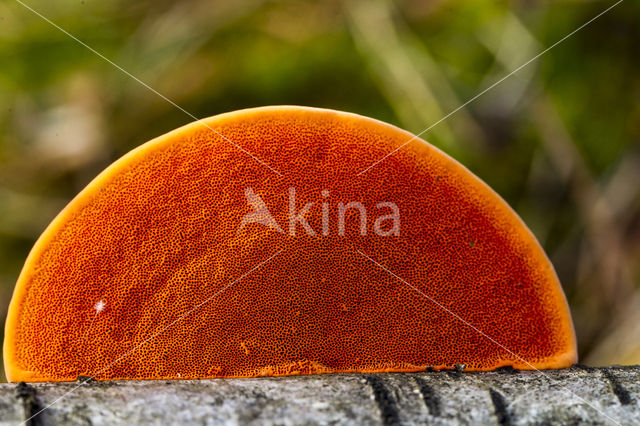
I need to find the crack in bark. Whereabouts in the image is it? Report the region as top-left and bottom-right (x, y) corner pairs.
(16, 382), (44, 426)
(364, 375), (400, 425)
(489, 388), (512, 426)
(413, 377), (441, 417)
(602, 368), (633, 406)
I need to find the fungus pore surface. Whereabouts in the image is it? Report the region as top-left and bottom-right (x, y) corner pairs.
(4, 106), (577, 382)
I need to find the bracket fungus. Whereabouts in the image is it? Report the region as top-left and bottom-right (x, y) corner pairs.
(3, 106), (576, 382)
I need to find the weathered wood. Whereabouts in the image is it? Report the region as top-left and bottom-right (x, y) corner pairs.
(0, 366), (638, 425)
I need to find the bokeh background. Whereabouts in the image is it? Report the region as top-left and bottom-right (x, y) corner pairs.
(1, 0), (638, 381)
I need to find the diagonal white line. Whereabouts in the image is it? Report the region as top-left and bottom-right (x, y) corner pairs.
(357, 0), (624, 176)
(14, 0), (282, 176)
(356, 249), (621, 426)
(23, 250), (283, 425)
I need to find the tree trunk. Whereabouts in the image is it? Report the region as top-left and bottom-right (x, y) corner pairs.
(1, 366), (638, 425)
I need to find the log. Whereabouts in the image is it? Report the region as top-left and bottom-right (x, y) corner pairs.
(0, 366), (638, 425)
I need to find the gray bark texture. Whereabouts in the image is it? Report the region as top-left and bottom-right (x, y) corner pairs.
(0, 366), (638, 426)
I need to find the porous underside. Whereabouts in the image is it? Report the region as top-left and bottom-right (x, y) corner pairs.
(4, 106), (576, 381)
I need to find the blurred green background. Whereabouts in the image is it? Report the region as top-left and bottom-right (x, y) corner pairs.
(1, 0), (639, 381)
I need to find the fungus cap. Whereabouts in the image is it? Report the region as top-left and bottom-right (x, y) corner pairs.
(4, 106), (577, 382)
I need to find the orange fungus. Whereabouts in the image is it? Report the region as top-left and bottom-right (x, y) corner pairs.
(3, 106), (577, 382)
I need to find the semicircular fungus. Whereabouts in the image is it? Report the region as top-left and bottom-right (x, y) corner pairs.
(4, 106), (577, 382)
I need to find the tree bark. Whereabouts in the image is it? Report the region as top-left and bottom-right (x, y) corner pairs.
(1, 366), (638, 425)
